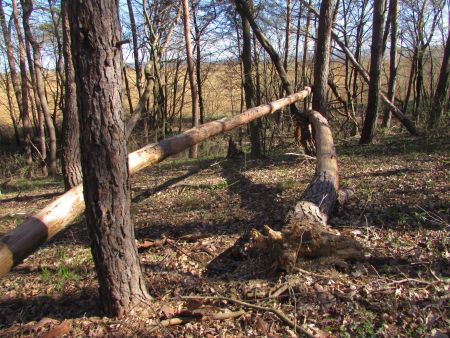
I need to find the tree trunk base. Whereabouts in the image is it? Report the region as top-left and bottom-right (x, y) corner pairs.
(248, 203), (364, 273)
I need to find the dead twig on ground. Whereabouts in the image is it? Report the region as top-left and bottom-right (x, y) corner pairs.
(148, 310), (246, 333)
(180, 295), (317, 337)
(294, 267), (335, 280)
(387, 278), (434, 286)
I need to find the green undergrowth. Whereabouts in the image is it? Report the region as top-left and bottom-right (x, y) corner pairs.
(337, 134), (450, 157)
(0, 176), (63, 196)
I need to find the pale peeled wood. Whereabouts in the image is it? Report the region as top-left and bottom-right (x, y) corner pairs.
(0, 88), (311, 278)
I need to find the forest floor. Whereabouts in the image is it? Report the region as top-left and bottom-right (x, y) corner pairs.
(0, 132), (449, 337)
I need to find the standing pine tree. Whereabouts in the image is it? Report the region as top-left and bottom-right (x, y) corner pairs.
(69, 0), (149, 317)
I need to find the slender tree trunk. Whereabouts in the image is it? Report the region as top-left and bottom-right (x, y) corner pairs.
(24, 35), (40, 134)
(192, 3), (205, 125)
(294, 4), (303, 91)
(302, 0), (418, 135)
(48, 0), (63, 137)
(237, 2), (262, 157)
(312, 0), (334, 117)
(382, 0), (398, 128)
(235, 0), (294, 98)
(24, 36), (47, 176)
(171, 58), (181, 124)
(3, 71), (21, 145)
(428, 44), (435, 99)
(301, 0), (312, 87)
(182, 0), (200, 158)
(69, 0), (150, 317)
(178, 68), (189, 133)
(11, 0), (32, 166)
(125, 70), (155, 139)
(403, 48), (417, 113)
(0, 0), (23, 119)
(360, 0), (386, 143)
(123, 66), (134, 113)
(234, 0), (315, 155)
(61, 0), (81, 190)
(284, 0), (291, 72)
(36, 81), (47, 176)
(429, 32), (450, 128)
(253, 34), (262, 106)
(127, 0), (142, 96)
(351, 0), (368, 111)
(21, 0), (57, 175)
(413, 50), (424, 122)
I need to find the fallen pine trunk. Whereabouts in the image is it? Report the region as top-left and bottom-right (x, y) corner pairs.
(0, 88), (311, 278)
(250, 110), (363, 272)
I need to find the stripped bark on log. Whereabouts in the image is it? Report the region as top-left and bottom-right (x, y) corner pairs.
(0, 89), (311, 278)
(250, 111), (364, 272)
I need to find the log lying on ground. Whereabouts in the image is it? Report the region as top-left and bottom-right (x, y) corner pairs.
(250, 110), (364, 272)
(0, 88), (311, 278)
(301, 0), (419, 137)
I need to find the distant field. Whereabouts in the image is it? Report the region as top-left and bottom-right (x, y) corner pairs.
(0, 55), (443, 141)
(0, 63), (245, 140)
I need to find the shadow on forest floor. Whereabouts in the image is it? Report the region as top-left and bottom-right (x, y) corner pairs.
(336, 135), (450, 157)
(0, 191), (60, 203)
(0, 289), (100, 328)
(1, 134), (449, 336)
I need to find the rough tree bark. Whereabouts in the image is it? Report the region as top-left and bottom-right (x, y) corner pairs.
(182, 0), (200, 158)
(69, 0), (149, 317)
(61, 0), (82, 190)
(0, 90), (311, 279)
(312, 0), (334, 117)
(360, 0), (386, 144)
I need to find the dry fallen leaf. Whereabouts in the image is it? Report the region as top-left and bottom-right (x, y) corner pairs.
(255, 316), (270, 335)
(41, 320), (72, 338)
(31, 317), (57, 332)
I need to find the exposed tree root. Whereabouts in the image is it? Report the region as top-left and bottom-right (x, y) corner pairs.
(247, 110), (364, 272)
